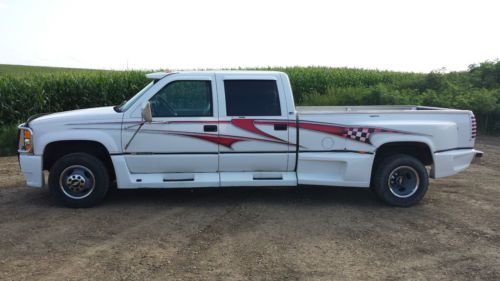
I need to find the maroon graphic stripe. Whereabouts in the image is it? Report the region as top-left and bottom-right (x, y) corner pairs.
(136, 129), (293, 148)
(230, 119), (288, 144)
(69, 119), (410, 146)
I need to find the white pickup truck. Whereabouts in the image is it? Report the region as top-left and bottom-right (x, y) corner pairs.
(18, 71), (482, 207)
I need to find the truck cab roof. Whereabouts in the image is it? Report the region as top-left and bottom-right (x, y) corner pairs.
(145, 70), (286, 80)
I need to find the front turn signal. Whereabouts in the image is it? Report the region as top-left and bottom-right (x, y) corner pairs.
(18, 126), (34, 154)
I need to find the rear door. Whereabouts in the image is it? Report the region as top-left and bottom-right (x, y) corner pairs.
(216, 73), (295, 184)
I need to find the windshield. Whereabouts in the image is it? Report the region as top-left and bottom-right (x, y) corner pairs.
(118, 81), (155, 112)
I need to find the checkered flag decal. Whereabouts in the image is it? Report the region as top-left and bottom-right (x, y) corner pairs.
(343, 127), (378, 144)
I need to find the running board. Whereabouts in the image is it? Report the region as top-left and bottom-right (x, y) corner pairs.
(111, 156), (297, 189)
(163, 178), (194, 182)
(221, 172), (297, 187)
(111, 156), (220, 189)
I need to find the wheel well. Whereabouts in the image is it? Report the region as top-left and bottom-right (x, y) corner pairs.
(374, 142), (433, 167)
(43, 140), (116, 181)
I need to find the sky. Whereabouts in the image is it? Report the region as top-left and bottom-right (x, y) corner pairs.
(0, 0), (499, 73)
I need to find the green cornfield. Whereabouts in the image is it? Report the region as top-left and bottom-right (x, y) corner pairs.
(0, 62), (499, 156)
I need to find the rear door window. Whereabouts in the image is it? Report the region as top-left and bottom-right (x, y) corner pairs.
(224, 80), (281, 116)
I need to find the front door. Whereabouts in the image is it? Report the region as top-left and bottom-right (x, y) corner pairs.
(122, 74), (219, 185)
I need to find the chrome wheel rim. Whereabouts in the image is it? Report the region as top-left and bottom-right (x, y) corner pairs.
(59, 165), (95, 199)
(387, 166), (420, 198)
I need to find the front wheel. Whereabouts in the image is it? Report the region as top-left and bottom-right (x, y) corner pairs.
(48, 153), (109, 208)
(372, 154), (429, 207)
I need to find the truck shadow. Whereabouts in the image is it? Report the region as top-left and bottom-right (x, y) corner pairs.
(104, 185), (383, 208)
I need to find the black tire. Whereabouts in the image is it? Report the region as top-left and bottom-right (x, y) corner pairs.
(372, 154), (428, 207)
(48, 152), (109, 208)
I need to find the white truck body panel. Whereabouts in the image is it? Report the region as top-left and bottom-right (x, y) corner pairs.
(18, 71), (480, 191)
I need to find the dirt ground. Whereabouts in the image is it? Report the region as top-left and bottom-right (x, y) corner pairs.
(0, 137), (499, 281)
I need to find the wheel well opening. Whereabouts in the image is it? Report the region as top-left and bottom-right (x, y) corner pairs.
(374, 142), (433, 168)
(43, 140), (116, 181)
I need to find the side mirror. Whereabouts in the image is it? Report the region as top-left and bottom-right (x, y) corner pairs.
(142, 102), (153, 123)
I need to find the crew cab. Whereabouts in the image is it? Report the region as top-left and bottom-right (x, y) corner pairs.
(17, 71), (483, 207)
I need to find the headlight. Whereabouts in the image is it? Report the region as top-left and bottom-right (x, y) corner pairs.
(18, 126), (34, 154)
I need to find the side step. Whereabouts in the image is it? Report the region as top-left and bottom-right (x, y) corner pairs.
(221, 172), (297, 187)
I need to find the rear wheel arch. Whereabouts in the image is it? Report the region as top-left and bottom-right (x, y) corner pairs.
(43, 140), (116, 181)
(373, 141), (433, 167)
(370, 141), (433, 188)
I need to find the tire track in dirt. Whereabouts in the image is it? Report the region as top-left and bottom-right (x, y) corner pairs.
(150, 196), (262, 280)
(38, 205), (189, 281)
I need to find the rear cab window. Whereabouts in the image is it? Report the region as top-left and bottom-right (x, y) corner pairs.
(223, 79), (282, 116)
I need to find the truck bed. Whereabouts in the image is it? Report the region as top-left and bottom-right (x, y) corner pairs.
(297, 105), (459, 114)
